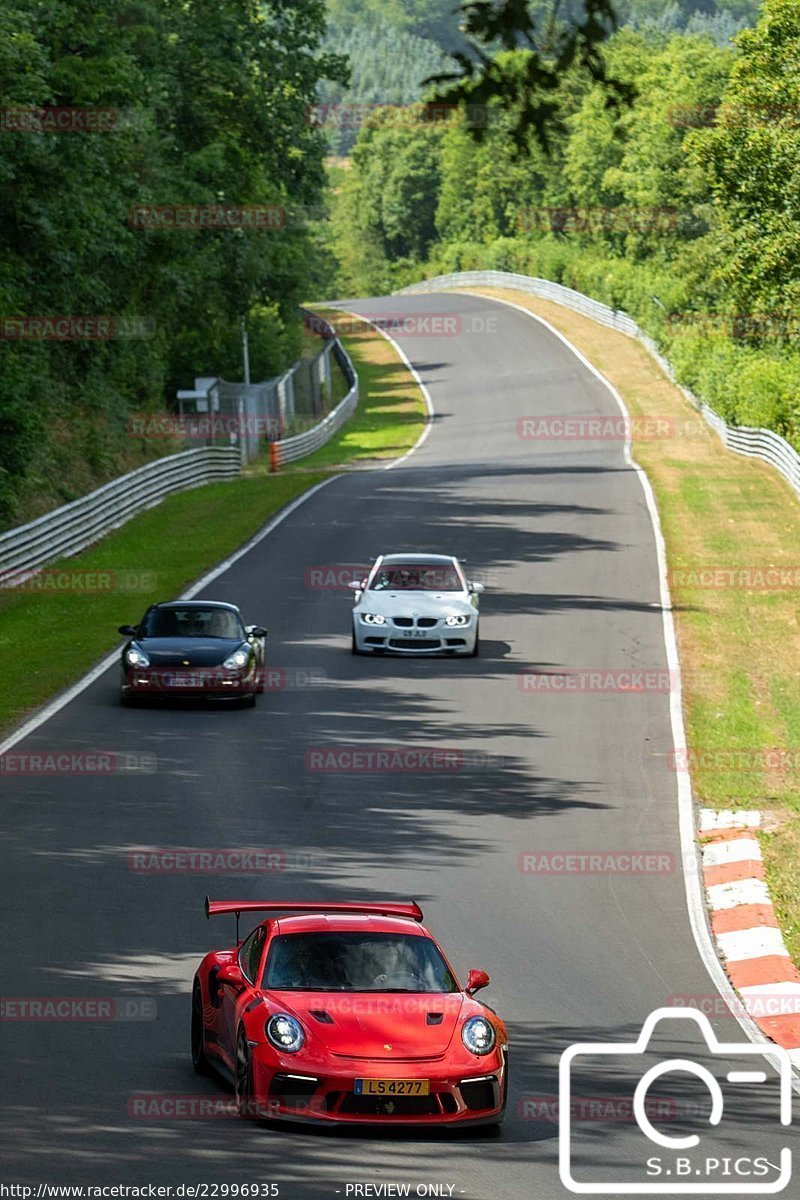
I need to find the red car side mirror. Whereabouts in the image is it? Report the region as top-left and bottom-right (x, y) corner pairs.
(466, 968), (490, 995)
(217, 962), (245, 990)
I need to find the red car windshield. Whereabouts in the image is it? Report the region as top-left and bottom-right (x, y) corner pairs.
(369, 564), (462, 591)
(263, 931), (458, 992)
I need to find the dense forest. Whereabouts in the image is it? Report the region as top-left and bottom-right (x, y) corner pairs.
(0, 0), (345, 527)
(328, 0), (800, 448)
(320, 0), (762, 152)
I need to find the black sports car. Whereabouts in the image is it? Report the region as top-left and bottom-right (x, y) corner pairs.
(118, 601), (267, 706)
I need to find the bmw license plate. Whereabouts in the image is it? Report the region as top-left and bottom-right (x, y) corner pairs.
(401, 630), (429, 639)
(354, 1079), (429, 1095)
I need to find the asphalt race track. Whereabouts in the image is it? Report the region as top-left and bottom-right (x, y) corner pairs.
(2, 292), (793, 1197)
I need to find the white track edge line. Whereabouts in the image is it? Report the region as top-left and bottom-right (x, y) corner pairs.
(453, 288), (800, 1088)
(322, 304), (435, 470)
(0, 476), (339, 756)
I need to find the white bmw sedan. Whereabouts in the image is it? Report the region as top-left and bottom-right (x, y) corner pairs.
(349, 554), (483, 656)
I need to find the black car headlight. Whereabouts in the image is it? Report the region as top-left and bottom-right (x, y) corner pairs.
(266, 1013), (304, 1053)
(461, 1016), (496, 1055)
(125, 645), (150, 668)
(223, 645), (250, 669)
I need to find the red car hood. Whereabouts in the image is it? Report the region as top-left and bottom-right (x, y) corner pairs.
(271, 991), (465, 1058)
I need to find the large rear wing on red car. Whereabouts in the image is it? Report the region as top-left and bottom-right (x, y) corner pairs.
(205, 897), (424, 922)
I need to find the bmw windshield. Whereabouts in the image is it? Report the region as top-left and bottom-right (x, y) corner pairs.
(369, 564), (463, 591)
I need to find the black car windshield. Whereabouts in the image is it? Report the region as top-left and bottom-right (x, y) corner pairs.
(369, 563), (462, 591)
(141, 607), (244, 639)
(263, 931), (459, 992)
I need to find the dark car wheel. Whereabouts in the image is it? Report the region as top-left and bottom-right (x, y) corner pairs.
(120, 692), (139, 707)
(191, 983), (210, 1075)
(471, 628), (480, 657)
(240, 692), (257, 708)
(351, 629), (361, 655)
(235, 1028), (257, 1119)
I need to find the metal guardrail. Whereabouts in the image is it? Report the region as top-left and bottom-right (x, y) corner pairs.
(0, 320), (362, 583)
(0, 447), (240, 584)
(273, 317), (359, 464)
(399, 270), (800, 501)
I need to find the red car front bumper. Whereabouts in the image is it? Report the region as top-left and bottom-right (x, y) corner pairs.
(246, 1050), (507, 1126)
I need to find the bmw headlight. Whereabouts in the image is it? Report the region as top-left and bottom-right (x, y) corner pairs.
(361, 613), (386, 625)
(461, 1015), (496, 1055)
(223, 646), (250, 669)
(266, 1013), (304, 1053)
(125, 645), (150, 668)
(445, 614), (470, 627)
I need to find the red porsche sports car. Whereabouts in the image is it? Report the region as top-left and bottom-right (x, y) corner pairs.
(192, 899), (508, 1128)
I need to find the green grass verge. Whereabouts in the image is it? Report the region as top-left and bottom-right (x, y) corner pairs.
(251, 304), (427, 472)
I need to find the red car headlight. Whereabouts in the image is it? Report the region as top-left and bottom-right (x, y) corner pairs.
(461, 1016), (496, 1055)
(266, 1013), (305, 1053)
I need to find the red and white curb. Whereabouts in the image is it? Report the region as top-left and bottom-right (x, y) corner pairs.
(700, 808), (800, 1068)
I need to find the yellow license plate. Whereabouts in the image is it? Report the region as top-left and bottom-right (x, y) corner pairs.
(355, 1078), (430, 1096)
